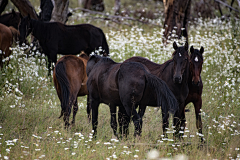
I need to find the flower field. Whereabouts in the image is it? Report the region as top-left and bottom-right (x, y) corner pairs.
(0, 14), (239, 159)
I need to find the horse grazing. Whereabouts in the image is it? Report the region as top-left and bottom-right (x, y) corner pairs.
(0, 23), (20, 69)
(86, 55), (178, 138)
(0, 9), (21, 30)
(19, 15), (109, 74)
(53, 53), (89, 128)
(125, 42), (190, 139)
(185, 46), (204, 141)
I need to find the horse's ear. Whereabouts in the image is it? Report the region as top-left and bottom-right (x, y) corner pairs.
(184, 41), (188, 51)
(12, 9), (16, 15)
(190, 46), (194, 54)
(27, 14), (31, 20)
(173, 41), (178, 50)
(200, 46), (204, 54)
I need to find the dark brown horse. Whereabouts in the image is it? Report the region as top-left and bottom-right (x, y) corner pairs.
(53, 53), (89, 127)
(185, 46), (204, 141)
(19, 15), (109, 74)
(125, 42), (190, 139)
(0, 9), (21, 30)
(86, 55), (178, 138)
(0, 23), (20, 69)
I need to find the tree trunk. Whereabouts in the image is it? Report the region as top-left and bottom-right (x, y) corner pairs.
(163, 0), (191, 44)
(50, 0), (69, 23)
(39, 0), (53, 21)
(84, 0), (104, 12)
(0, 0), (8, 15)
(114, 0), (121, 15)
(10, 0), (39, 19)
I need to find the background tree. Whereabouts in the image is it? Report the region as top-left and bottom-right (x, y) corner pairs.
(163, 0), (191, 44)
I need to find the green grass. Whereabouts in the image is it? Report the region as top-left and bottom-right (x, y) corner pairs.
(0, 1), (240, 160)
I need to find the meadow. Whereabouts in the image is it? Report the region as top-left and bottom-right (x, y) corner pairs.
(0, 2), (240, 159)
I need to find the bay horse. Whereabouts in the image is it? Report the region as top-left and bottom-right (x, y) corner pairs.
(53, 53), (89, 128)
(19, 15), (109, 74)
(86, 55), (178, 138)
(185, 46), (204, 142)
(0, 23), (20, 69)
(124, 42), (190, 139)
(0, 9), (21, 30)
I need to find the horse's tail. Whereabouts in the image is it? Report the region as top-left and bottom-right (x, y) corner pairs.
(55, 61), (70, 117)
(8, 26), (20, 43)
(146, 73), (178, 115)
(99, 28), (109, 56)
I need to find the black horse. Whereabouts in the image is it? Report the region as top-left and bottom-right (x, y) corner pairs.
(125, 42), (190, 139)
(19, 15), (109, 73)
(0, 9), (21, 30)
(86, 55), (178, 138)
(185, 46), (204, 142)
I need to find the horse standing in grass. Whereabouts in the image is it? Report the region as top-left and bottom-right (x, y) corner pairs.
(86, 55), (178, 138)
(185, 46), (204, 142)
(19, 15), (109, 74)
(124, 42), (190, 139)
(0, 23), (20, 69)
(53, 53), (89, 128)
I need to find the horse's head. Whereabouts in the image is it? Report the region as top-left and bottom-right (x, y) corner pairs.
(86, 54), (103, 76)
(172, 41), (189, 84)
(0, 9), (21, 30)
(19, 15), (32, 46)
(189, 46), (204, 86)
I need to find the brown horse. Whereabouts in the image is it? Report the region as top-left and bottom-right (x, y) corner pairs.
(185, 46), (204, 142)
(53, 53), (89, 127)
(124, 42), (190, 139)
(0, 23), (19, 69)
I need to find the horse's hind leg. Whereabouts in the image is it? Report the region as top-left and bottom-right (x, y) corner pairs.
(118, 106), (130, 138)
(86, 95), (91, 123)
(72, 98), (78, 125)
(91, 99), (100, 138)
(194, 98), (204, 142)
(109, 104), (118, 138)
(123, 101), (142, 137)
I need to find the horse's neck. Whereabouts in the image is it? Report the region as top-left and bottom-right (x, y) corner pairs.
(31, 20), (46, 39)
(159, 59), (173, 76)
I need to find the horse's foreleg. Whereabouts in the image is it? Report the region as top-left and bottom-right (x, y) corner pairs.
(194, 98), (204, 142)
(173, 109), (181, 140)
(72, 98), (78, 125)
(162, 108), (169, 138)
(109, 104), (117, 138)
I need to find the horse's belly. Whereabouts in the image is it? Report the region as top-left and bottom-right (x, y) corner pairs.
(78, 84), (88, 96)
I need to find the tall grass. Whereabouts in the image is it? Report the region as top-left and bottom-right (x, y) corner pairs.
(0, 11), (240, 160)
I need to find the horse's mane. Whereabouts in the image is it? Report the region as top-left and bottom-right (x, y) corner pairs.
(79, 52), (89, 60)
(8, 26), (20, 42)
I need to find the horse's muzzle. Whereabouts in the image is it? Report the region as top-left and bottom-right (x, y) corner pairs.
(173, 76), (182, 84)
(192, 80), (200, 86)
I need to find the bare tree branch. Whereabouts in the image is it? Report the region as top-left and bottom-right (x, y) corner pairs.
(215, 0), (239, 12)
